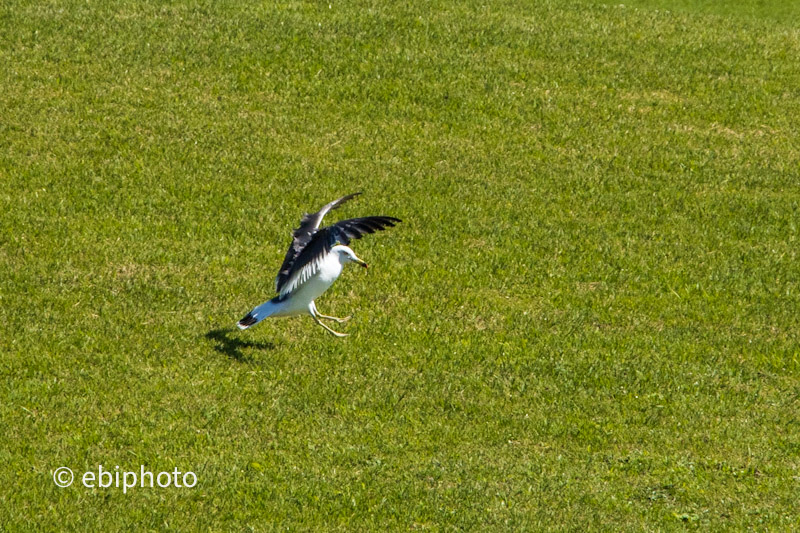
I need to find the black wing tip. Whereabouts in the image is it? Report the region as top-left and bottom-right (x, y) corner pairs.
(371, 216), (402, 226)
(334, 192), (362, 205)
(237, 313), (258, 330)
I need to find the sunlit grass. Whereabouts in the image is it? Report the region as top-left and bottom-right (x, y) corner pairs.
(1, 0), (799, 530)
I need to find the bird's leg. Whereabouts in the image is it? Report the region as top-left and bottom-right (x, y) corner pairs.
(309, 302), (349, 337)
(311, 314), (349, 337)
(315, 311), (352, 323)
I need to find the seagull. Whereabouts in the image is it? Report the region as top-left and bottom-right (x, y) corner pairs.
(237, 193), (401, 337)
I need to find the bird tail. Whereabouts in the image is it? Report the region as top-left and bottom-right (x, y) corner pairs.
(237, 312), (259, 330)
(237, 299), (280, 330)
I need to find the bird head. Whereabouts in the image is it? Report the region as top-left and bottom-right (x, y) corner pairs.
(334, 245), (368, 269)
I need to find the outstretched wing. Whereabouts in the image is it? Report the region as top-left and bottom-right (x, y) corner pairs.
(274, 193), (362, 293)
(277, 216), (402, 298)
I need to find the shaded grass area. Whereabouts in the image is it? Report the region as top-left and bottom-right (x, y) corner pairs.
(1, 0), (799, 530)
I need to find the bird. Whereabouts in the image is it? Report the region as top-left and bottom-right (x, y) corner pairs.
(237, 193), (401, 337)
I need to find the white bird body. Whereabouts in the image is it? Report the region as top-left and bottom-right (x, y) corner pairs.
(237, 195), (400, 337)
(255, 247), (347, 318)
(281, 245), (347, 311)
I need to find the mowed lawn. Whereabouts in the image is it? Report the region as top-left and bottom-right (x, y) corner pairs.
(1, 0), (799, 530)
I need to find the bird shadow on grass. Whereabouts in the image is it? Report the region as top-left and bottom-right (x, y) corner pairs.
(205, 327), (275, 362)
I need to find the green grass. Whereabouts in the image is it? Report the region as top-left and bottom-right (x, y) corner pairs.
(2, 0), (799, 530)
